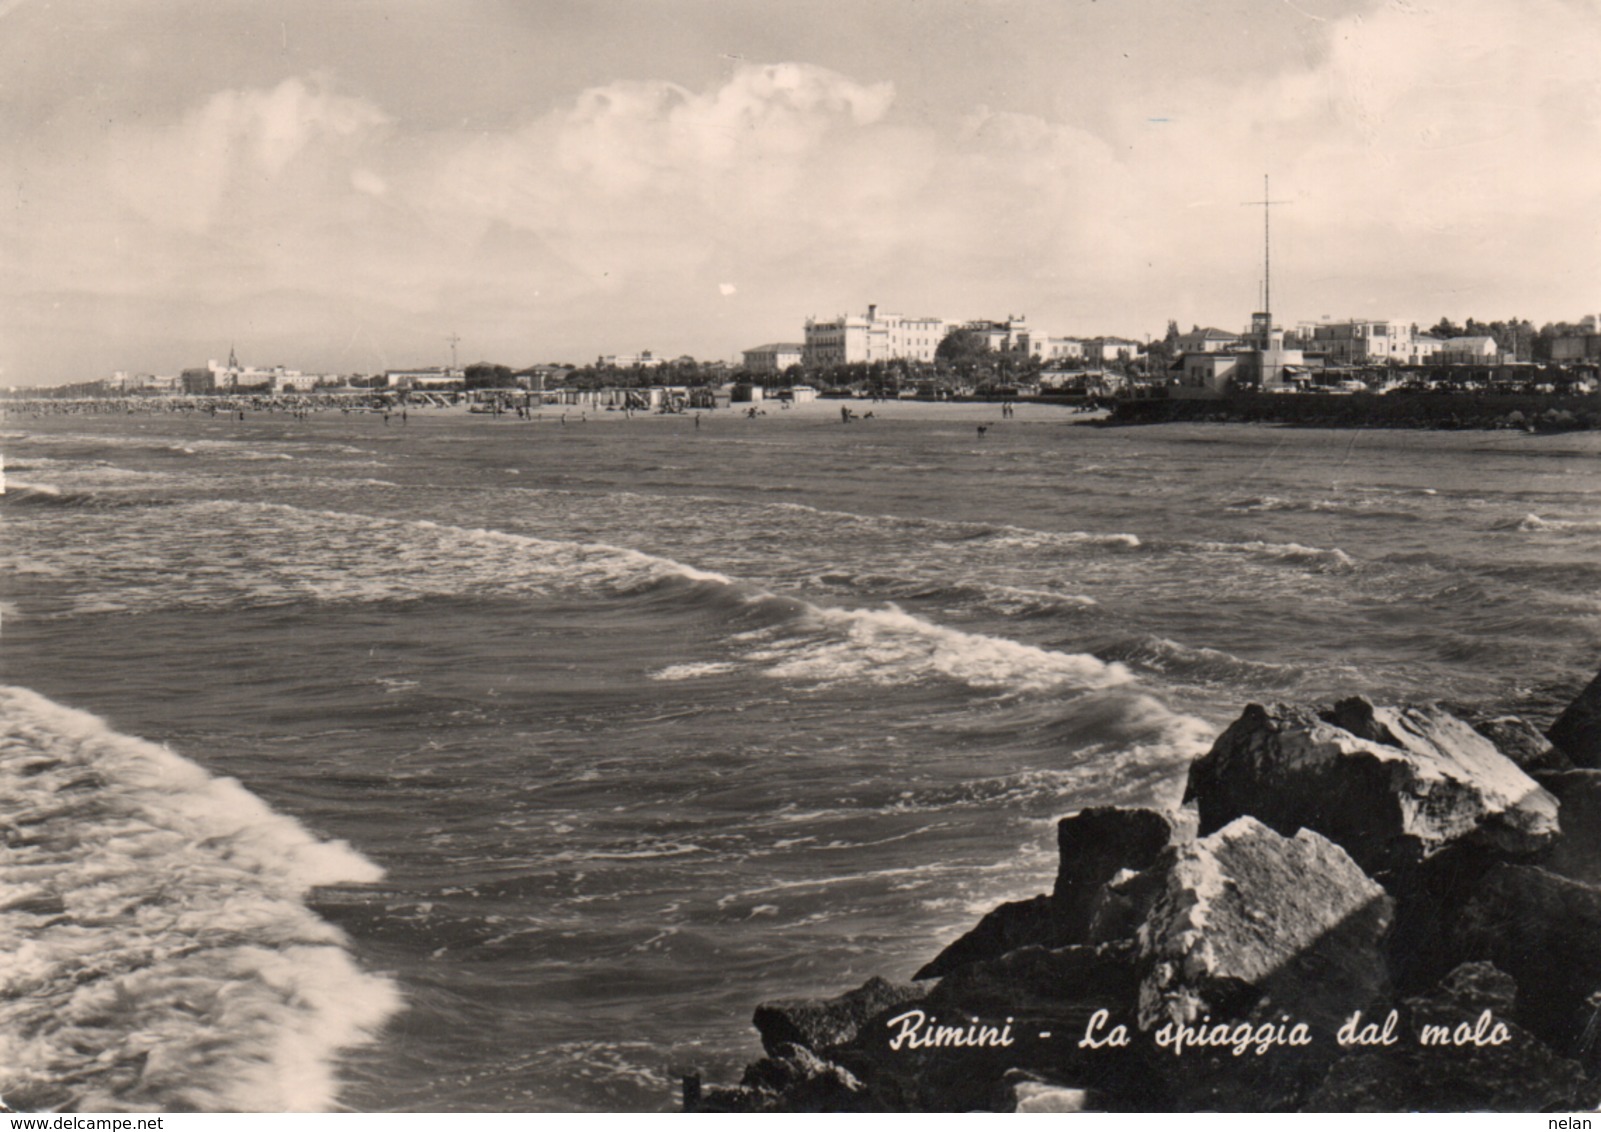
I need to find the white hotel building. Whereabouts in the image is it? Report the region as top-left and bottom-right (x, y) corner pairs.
(803, 305), (948, 366)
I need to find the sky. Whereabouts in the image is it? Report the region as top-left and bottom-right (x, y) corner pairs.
(2, 0), (1599, 386)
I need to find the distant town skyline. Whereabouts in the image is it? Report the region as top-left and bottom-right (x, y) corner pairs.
(3, 0), (1598, 388)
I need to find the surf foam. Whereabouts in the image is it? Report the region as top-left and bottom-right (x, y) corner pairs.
(0, 686), (399, 1112)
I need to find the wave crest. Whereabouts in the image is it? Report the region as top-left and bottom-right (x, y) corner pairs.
(0, 686), (399, 1112)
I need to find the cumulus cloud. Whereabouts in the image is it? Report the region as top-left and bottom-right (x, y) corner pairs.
(5, 3), (1601, 385)
(108, 77), (390, 234)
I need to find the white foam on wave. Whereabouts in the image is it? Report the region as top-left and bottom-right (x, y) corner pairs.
(12, 500), (736, 615)
(746, 603), (1132, 693)
(3, 478), (62, 497)
(766, 500), (1142, 550)
(0, 686), (399, 1112)
(984, 526), (1143, 551)
(19, 499), (1126, 698)
(1195, 539), (1357, 569)
(1515, 512), (1601, 533)
(650, 661), (742, 681)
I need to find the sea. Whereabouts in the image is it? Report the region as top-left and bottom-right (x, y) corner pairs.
(2, 402), (1599, 1112)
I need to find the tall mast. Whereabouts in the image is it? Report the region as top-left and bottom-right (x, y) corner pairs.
(1243, 174), (1290, 317)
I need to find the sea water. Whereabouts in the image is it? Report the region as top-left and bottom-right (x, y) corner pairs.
(2, 406), (1598, 1110)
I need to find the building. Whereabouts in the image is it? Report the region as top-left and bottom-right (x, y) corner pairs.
(1552, 334), (1601, 362)
(269, 370), (320, 393)
(599, 351), (663, 368)
(1172, 312), (1305, 397)
(1241, 311), (1305, 389)
(803, 304), (947, 366)
(1175, 327), (1243, 354)
(741, 343), (804, 375)
(1039, 337), (1084, 362)
(1178, 352), (1243, 395)
(957, 315), (1082, 361)
(1082, 337), (1143, 364)
(1303, 320), (1417, 365)
(1437, 336), (1499, 364)
(385, 367), (464, 390)
(960, 316), (1034, 353)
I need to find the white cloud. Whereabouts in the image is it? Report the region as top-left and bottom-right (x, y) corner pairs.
(108, 77), (389, 234)
(6, 4), (1601, 385)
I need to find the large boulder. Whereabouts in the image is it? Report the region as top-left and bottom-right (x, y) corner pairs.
(1548, 668), (1601, 768)
(1135, 816), (1392, 1033)
(914, 806), (1185, 980)
(754, 976), (926, 1057)
(1307, 963), (1596, 1111)
(1185, 698), (1560, 876)
(1451, 863), (1601, 1057)
(1053, 806), (1189, 931)
(913, 896), (1064, 981)
(1533, 770), (1601, 885)
(1442, 707), (1572, 774)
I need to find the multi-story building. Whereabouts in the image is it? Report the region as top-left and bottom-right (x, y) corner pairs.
(803, 304), (947, 366)
(1038, 337), (1084, 362)
(1082, 337), (1143, 364)
(599, 351), (663, 368)
(959, 315), (1084, 361)
(1303, 320), (1417, 365)
(385, 367), (464, 390)
(740, 343), (804, 375)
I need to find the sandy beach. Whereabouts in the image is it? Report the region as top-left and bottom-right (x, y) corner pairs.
(442, 396), (1107, 426)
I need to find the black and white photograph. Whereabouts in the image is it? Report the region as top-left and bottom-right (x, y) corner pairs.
(3, 0), (1601, 1116)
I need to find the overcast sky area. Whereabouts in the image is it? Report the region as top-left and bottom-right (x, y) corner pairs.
(2, 0), (1598, 385)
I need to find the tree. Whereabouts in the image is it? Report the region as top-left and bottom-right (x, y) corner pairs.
(464, 362), (516, 389)
(935, 328), (993, 366)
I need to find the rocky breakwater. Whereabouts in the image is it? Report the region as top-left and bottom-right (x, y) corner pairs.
(686, 673), (1601, 1112)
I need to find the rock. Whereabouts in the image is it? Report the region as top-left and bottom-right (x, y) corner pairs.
(1378, 844), (1510, 994)
(697, 1045), (874, 1112)
(1135, 816), (1392, 1033)
(834, 942), (1153, 1111)
(1452, 863), (1601, 1056)
(914, 806), (1185, 979)
(926, 939), (1140, 1018)
(913, 896), (1066, 981)
(1441, 707), (1572, 774)
(1306, 962), (1596, 1112)
(754, 976), (925, 1057)
(1532, 770), (1601, 885)
(740, 1043), (871, 1110)
(1003, 1071), (1094, 1112)
(1085, 867), (1155, 943)
(1054, 806), (1187, 932)
(1549, 668), (1601, 768)
(1185, 698), (1560, 876)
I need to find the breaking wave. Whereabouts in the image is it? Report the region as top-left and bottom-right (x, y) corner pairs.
(1097, 635), (1306, 689)
(1508, 513), (1601, 533)
(15, 500), (1129, 699)
(1193, 539), (1358, 571)
(0, 686), (399, 1112)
